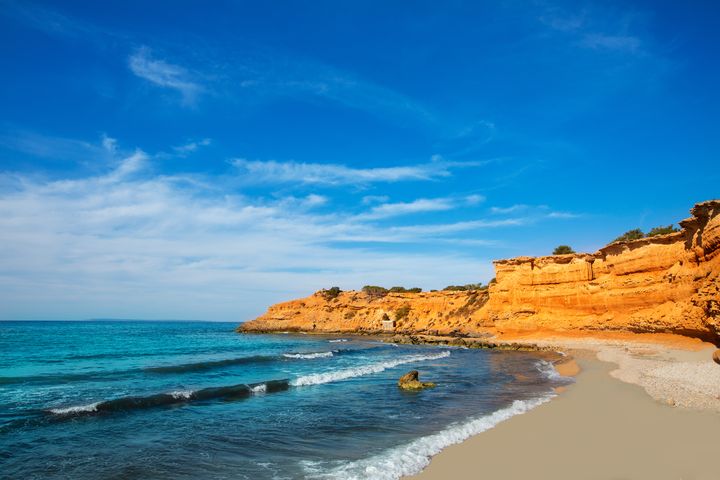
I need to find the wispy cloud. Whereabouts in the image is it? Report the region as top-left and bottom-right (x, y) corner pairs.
(0, 129), (116, 169)
(229, 52), (433, 124)
(537, 3), (645, 56)
(359, 198), (455, 220)
(490, 204), (581, 219)
(581, 33), (641, 53)
(172, 138), (212, 155)
(0, 134), (578, 319)
(231, 157), (490, 186)
(0, 152), (502, 320)
(128, 47), (204, 105)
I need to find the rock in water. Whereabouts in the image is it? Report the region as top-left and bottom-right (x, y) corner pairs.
(713, 349), (720, 365)
(398, 370), (436, 390)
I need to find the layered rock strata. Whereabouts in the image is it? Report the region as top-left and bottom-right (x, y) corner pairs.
(239, 200), (720, 342)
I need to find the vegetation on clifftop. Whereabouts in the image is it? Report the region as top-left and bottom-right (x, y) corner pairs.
(443, 283), (486, 291)
(552, 245), (575, 255)
(612, 224), (680, 243)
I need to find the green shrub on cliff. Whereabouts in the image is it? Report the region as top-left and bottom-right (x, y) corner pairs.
(362, 285), (389, 298)
(647, 225), (680, 237)
(612, 228), (645, 243)
(389, 286), (422, 293)
(611, 224), (680, 244)
(443, 283), (484, 291)
(552, 245), (575, 255)
(321, 286), (342, 300)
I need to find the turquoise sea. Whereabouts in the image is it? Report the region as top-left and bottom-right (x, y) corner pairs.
(0, 321), (568, 479)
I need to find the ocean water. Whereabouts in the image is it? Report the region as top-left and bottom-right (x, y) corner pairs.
(0, 321), (569, 479)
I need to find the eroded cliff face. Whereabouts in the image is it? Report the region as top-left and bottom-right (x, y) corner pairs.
(237, 288), (491, 336)
(239, 200), (720, 342)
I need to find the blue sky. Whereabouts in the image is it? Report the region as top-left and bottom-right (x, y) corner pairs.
(0, 0), (718, 321)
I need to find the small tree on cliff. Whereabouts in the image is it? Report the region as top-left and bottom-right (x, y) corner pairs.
(362, 285), (389, 298)
(612, 229), (645, 243)
(552, 245), (575, 255)
(321, 286), (342, 300)
(647, 224), (680, 237)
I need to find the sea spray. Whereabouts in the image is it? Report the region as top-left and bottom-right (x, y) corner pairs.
(291, 351), (451, 387)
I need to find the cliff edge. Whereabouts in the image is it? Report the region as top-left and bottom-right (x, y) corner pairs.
(239, 200), (720, 342)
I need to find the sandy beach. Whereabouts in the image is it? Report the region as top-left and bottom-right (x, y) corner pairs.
(409, 340), (720, 480)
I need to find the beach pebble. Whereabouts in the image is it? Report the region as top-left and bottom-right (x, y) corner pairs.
(712, 349), (720, 365)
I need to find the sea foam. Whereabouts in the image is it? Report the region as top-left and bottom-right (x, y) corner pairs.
(304, 395), (552, 480)
(282, 351), (334, 359)
(48, 402), (100, 415)
(535, 360), (565, 381)
(291, 351), (450, 387)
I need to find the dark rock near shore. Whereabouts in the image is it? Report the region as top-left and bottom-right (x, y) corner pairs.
(398, 370), (436, 390)
(713, 349), (720, 365)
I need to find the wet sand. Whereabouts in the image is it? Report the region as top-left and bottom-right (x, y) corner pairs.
(409, 352), (719, 480)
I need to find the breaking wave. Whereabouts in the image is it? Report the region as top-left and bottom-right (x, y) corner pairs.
(47, 379), (290, 417)
(282, 351), (334, 359)
(304, 395), (552, 480)
(291, 351), (451, 387)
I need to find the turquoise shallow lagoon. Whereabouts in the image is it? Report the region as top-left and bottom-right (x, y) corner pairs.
(0, 321), (566, 479)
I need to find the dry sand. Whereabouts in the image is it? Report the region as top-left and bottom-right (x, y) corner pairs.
(409, 348), (720, 480)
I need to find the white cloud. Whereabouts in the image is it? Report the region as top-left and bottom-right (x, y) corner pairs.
(0, 135), (579, 321)
(128, 47), (203, 105)
(358, 198), (454, 220)
(490, 204), (529, 214)
(0, 156), (508, 320)
(465, 194), (486, 205)
(231, 157), (487, 186)
(173, 138), (211, 154)
(361, 195), (389, 205)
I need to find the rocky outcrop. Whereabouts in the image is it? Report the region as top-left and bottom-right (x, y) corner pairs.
(239, 200), (720, 343)
(237, 288), (490, 335)
(398, 370), (436, 390)
(486, 200), (720, 341)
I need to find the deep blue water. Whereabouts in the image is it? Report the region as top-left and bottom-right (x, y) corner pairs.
(0, 321), (567, 479)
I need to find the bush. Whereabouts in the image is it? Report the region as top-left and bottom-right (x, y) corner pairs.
(647, 225), (680, 237)
(389, 286), (422, 293)
(394, 304), (411, 321)
(552, 245), (575, 255)
(613, 229), (645, 243)
(321, 286), (342, 300)
(362, 285), (388, 298)
(443, 283), (484, 292)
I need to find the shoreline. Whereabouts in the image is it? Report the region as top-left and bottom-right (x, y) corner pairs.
(405, 337), (720, 480)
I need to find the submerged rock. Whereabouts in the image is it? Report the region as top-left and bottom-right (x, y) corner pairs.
(713, 349), (720, 365)
(398, 370), (436, 390)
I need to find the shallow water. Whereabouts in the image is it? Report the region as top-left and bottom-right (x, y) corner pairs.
(0, 321), (568, 479)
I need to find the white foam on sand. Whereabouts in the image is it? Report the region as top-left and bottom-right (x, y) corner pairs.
(303, 395), (553, 480)
(291, 351), (450, 387)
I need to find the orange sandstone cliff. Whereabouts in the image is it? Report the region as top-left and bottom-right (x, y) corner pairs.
(239, 200), (720, 342)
